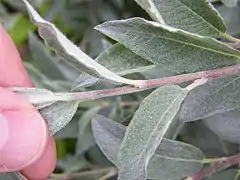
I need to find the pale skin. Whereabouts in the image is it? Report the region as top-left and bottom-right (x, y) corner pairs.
(0, 24), (56, 179)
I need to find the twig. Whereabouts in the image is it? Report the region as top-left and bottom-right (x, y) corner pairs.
(53, 64), (240, 102)
(48, 167), (117, 180)
(10, 64), (240, 105)
(98, 168), (118, 180)
(192, 153), (240, 180)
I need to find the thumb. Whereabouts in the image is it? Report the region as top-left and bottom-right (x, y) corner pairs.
(0, 88), (48, 172)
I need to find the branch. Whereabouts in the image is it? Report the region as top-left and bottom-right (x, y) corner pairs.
(48, 167), (117, 180)
(54, 64), (240, 102)
(192, 153), (240, 180)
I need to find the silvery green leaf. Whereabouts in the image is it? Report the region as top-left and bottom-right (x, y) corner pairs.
(54, 117), (79, 139)
(24, 62), (49, 89)
(76, 107), (102, 155)
(57, 155), (89, 173)
(6, 0), (44, 10)
(22, 0), (143, 87)
(216, 4), (240, 35)
(203, 109), (240, 144)
(207, 169), (240, 180)
(11, 87), (56, 109)
(141, 66), (176, 79)
(179, 74), (240, 122)
(96, 43), (155, 76)
(40, 101), (79, 135)
(101, 39), (112, 50)
(96, 18), (240, 74)
(28, 32), (66, 80)
(221, 0), (239, 7)
(79, 106), (102, 135)
(133, 0), (165, 24)
(0, 172), (24, 180)
(164, 118), (184, 139)
(76, 124), (96, 155)
(134, 0), (226, 37)
(92, 115), (204, 180)
(180, 121), (238, 157)
(76, 105), (117, 155)
(72, 43), (155, 90)
(71, 72), (100, 91)
(118, 85), (188, 180)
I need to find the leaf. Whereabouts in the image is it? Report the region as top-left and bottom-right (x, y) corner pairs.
(221, 0), (239, 7)
(179, 74), (240, 122)
(11, 87), (56, 109)
(57, 155), (89, 173)
(22, 0), (143, 87)
(79, 106), (102, 134)
(207, 169), (240, 180)
(182, 121), (238, 158)
(76, 107), (103, 155)
(180, 121), (239, 157)
(133, 0), (166, 24)
(28, 32), (66, 80)
(96, 43), (155, 76)
(54, 117), (79, 139)
(76, 124), (96, 155)
(203, 109), (240, 144)
(71, 72), (100, 91)
(134, 0), (226, 37)
(216, 4), (240, 35)
(92, 115), (204, 180)
(40, 101), (79, 135)
(118, 85), (188, 180)
(72, 43), (154, 90)
(95, 18), (240, 74)
(76, 105), (117, 155)
(0, 172), (24, 180)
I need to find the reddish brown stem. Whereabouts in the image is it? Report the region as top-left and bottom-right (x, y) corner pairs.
(192, 154), (240, 180)
(55, 64), (240, 102)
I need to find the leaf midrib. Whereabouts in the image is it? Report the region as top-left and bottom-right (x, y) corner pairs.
(191, 76), (240, 120)
(116, 26), (239, 59)
(120, 89), (185, 177)
(171, 0), (222, 33)
(154, 153), (202, 163)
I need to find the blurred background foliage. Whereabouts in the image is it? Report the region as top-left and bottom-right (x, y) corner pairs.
(1, 0), (240, 179)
